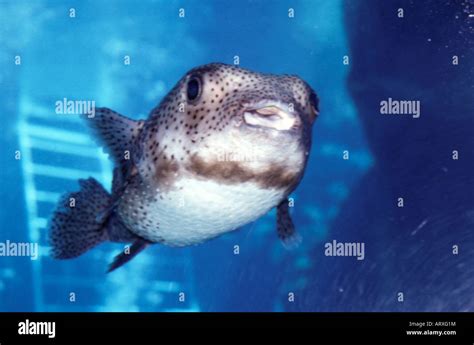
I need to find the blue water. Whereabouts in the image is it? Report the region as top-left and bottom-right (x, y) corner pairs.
(0, 0), (472, 312)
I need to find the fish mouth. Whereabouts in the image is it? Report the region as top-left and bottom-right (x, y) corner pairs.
(243, 100), (298, 131)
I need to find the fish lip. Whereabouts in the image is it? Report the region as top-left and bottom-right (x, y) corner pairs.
(241, 100), (300, 132)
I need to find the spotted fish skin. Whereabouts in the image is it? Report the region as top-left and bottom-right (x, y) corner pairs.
(49, 63), (319, 270)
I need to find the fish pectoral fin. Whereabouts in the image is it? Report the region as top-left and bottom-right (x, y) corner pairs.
(87, 107), (145, 167)
(107, 239), (151, 273)
(276, 199), (302, 249)
(87, 108), (144, 210)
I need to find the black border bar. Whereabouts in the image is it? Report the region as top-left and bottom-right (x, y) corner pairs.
(0, 312), (473, 344)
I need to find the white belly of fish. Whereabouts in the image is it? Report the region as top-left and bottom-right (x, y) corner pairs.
(138, 177), (285, 246)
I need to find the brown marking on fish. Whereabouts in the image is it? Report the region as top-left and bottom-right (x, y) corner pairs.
(186, 154), (300, 190)
(154, 158), (180, 188)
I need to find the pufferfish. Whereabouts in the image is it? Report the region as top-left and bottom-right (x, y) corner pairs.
(49, 63), (319, 271)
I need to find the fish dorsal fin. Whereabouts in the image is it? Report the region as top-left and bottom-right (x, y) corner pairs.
(87, 107), (145, 165)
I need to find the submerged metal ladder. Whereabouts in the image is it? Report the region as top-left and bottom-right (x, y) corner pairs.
(17, 96), (199, 311)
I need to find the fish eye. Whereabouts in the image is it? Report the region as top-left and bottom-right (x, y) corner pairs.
(187, 76), (201, 101)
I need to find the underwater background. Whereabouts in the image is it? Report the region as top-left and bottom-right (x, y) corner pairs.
(0, 0), (472, 312)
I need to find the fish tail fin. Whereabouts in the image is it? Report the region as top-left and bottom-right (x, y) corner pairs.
(49, 178), (111, 259)
(107, 239), (150, 273)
